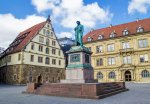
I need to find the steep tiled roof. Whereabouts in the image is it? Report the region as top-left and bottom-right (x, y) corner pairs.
(3, 21), (47, 56)
(83, 18), (150, 43)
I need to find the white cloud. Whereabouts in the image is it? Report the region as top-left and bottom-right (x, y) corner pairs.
(58, 32), (73, 38)
(128, 0), (150, 14)
(31, 0), (113, 29)
(32, 0), (60, 13)
(0, 14), (46, 48)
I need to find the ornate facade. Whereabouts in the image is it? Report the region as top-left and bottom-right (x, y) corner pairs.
(83, 18), (150, 82)
(0, 17), (65, 84)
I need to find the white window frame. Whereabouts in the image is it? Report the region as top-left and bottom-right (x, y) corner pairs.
(140, 54), (148, 63)
(107, 44), (115, 52)
(123, 56), (132, 64)
(96, 45), (103, 53)
(108, 57), (115, 65)
(98, 35), (104, 40)
(110, 32), (116, 38)
(87, 37), (92, 42)
(137, 26), (144, 33)
(97, 72), (103, 79)
(39, 36), (44, 43)
(138, 39), (148, 48)
(122, 42), (130, 49)
(123, 30), (129, 36)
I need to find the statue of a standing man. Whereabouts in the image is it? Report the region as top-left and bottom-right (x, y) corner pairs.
(74, 21), (84, 46)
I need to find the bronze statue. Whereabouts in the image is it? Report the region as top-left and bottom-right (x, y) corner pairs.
(74, 21), (84, 46)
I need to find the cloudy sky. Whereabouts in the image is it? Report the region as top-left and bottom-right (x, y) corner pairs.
(0, 0), (150, 48)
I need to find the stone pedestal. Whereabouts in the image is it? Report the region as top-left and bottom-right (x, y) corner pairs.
(25, 46), (128, 99)
(24, 82), (128, 99)
(60, 46), (97, 83)
(61, 69), (97, 83)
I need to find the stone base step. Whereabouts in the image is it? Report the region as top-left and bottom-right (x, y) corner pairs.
(98, 89), (129, 99)
(25, 82), (128, 99)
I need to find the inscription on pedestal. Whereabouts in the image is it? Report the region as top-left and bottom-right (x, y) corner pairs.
(70, 54), (80, 62)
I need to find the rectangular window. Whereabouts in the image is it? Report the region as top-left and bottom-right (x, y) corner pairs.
(31, 43), (34, 50)
(30, 55), (34, 62)
(52, 49), (56, 54)
(138, 39), (148, 48)
(107, 44), (115, 52)
(96, 58), (103, 66)
(46, 39), (50, 45)
(59, 60), (61, 65)
(123, 56), (131, 64)
(52, 40), (56, 46)
(122, 42), (130, 49)
(39, 36), (44, 43)
(39, 45), (43, 52)
(140, 54), (148, 63)
(96, 45), (103, 53)
(52, 59), (56, 65)
(38, 56), (43, 63)
(45, 57), (50, 64)
(108, 57), (115, 65)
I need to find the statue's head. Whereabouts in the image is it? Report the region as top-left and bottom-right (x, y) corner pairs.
(76, 21), (80, 25)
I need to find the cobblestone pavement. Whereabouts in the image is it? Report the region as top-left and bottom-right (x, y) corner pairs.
(0, 83), (150, 104)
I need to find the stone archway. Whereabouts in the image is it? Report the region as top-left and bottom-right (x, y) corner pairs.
(124, 70), (132, 81)
(37, 75), (42, 84)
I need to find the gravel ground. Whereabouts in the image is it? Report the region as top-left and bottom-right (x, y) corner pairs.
(0, 83), (150, 104)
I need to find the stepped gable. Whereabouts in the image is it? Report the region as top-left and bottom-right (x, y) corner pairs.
(83, 18), (150, 43)
(3, 21), (47, 55)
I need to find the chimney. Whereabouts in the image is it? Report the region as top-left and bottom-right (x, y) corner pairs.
(136, 18), (140, 22)
(90, 28), (94, 32)
(109, 24), (112, 27)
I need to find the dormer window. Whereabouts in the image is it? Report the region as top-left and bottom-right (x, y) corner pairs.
(123, 30), (129, 36)
(137, 26), (144, 33)
(87, 37), (92, 42)
(110, 32), (116, 38)
(98, 35), (104, 40)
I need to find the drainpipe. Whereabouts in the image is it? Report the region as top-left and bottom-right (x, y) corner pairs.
(5, 52), (7, 84)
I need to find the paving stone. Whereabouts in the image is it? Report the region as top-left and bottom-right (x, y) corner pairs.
(0, 83), (150, 104)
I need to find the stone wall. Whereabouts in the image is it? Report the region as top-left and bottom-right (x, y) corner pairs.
(0, 64), (65, 85)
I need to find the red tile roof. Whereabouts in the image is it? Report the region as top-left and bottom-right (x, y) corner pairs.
(3, 21), (48, 55)
(83, 18), (150, 43)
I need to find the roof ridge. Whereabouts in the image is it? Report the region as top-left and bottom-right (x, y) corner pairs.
(2, 21), (47, 56)
(83, 17), (150, 43)
(90, 18), (150, 33)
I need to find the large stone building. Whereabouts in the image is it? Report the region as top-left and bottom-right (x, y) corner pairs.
(0, 17), (65, 84)
(83, 18), (150, 82)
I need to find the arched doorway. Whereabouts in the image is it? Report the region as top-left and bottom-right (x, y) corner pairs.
(124, 70), (132, 81)
(37, 75), (42, 84)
